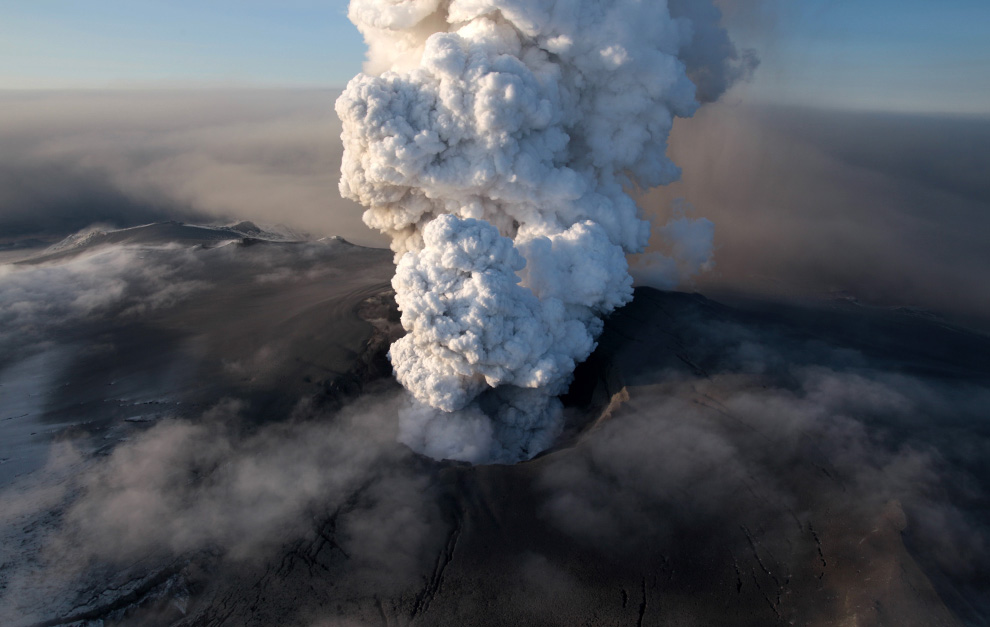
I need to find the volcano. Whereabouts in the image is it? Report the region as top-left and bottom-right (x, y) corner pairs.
(1, 224), (987, 626)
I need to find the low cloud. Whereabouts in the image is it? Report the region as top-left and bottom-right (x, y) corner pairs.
(0, 244), (207, 366)
(0, 89), (384, 246)
(0, 391), (446, 626)
(542, 369), (983, 555)
(3, 90), (988, 332)
(642, 104), (990, 331)
(539, 297), (990, 623)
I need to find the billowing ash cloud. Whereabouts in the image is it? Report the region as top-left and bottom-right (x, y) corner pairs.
(337, 0), (749, 463)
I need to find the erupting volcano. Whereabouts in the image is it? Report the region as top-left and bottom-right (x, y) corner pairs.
(336, 0), (750, 462)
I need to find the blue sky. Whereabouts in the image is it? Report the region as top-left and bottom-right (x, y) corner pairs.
(0, 1), (366, 87)
(740, 0), (990, 114)
(1, 0), (988, 114)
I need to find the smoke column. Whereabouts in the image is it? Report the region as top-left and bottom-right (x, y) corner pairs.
(336, 0), (751, 463)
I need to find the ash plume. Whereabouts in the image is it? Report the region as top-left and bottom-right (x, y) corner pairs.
(337, 0), (749, 463)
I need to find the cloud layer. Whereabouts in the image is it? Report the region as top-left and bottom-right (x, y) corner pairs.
(2, 88), (986, 331)
(641, 104), (990, 331)
(0, 89), (382, 246)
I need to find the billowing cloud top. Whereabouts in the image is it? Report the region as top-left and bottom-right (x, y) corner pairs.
(336, 0), (741, 463)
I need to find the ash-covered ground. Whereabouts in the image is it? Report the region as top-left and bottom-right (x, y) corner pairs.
(0, 223), (987, 626)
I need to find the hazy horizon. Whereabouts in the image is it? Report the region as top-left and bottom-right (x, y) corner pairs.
(4, 0), (990, 116)
(3, 87), (988, 334)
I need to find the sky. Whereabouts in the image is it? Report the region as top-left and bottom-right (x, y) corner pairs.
(1, 0), (989, 115)
(0, 0), (366, 87)
(737, 0), (990, 114)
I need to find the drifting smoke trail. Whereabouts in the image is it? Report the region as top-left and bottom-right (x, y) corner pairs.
(337, 0), (751, 463)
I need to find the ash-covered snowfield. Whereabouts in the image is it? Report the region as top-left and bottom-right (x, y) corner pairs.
(2, 0), (990, 625)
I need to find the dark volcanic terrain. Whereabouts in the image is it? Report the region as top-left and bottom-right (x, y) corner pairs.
(1, 224), (988, 626)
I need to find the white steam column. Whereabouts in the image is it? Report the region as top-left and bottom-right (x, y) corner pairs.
(337, 0), (749, 463)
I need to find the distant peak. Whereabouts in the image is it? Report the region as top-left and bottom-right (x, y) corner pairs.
(318, 235), (353, 246)
(231, 221), (261, 234)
